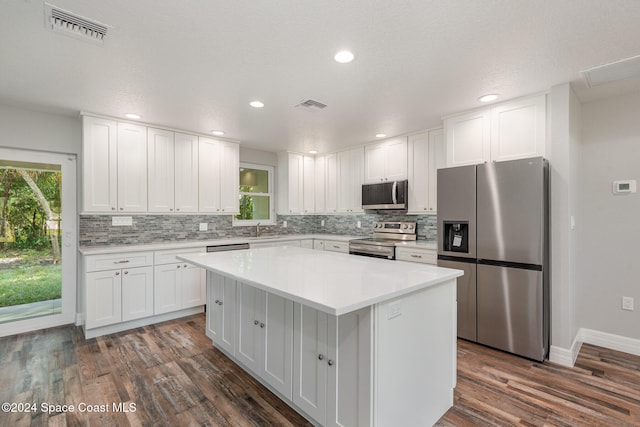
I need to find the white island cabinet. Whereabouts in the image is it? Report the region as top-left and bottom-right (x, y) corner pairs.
(179, 246), (462, 427)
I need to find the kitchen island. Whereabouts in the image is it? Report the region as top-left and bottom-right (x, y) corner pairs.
(179, 246), (462, 427)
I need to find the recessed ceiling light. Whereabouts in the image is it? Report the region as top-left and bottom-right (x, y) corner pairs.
(375, 133), (387, 138)
(211, 130), (225, 136)
(334, 50), (354, 64)
(250, 100), (264, 108)
(125, 113), (141, 119)
(478, 94), (499, 103)
(309, 150), (318, 155)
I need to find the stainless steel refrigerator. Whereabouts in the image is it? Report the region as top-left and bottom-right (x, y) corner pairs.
(437, 157), (549, 361)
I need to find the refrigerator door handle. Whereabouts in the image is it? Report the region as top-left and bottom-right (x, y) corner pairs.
(392, 181), (398, 205)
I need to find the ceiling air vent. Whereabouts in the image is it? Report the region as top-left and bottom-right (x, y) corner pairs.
(295, 99), (327, 111)
(45, 3), (108, 45)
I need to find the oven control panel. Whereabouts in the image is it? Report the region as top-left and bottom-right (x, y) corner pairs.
(373, 221), (417, 234)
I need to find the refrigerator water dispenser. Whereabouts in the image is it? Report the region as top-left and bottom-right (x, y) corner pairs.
(443, 221), (469, 253)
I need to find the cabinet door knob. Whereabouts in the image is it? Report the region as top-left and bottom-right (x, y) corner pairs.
(218, 301), (223, 306)
(124, 271), (128, 275)
(184, 264), (188, 268)
(214, 299), (220, 304)
(115, 271), (120, 276)
(318, 354), (324, 361)
(328, 359), (334, 366)
(177, 265), (181, 269)
(260, 323), (265, 328)
(120, 208), (123, 210)
(111, 207), (116, 211)
(254, 320), (259, 325)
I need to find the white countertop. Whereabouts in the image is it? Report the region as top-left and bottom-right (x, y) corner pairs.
(78, 234), (360, 255)
(178, 246), (461, 316)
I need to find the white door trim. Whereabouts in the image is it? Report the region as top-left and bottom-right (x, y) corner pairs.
(0, 147), (77, 337)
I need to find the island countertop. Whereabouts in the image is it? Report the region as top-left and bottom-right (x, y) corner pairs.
(178, 246), (462, 315)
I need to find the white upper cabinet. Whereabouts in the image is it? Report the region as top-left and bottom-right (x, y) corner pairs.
(147, 127), (175, 212)
(314, 155), (326, 214)
(173, 132), (199, 212)
(490, 95), (546, 162)
(83, 115), (238, 214)
(445, 93), (546, 167)
(277, 152), (304, 214)
(199, 137), (239, 214)
(117, 122), (148, 212)
(325, 153), (338, 213)
(364, 137), (407, 183)
(277, 152), (316, 215)
(218, 140), (240, 213)
(408, 128), (444, 214)
(445, 109), (491, 167)
(303, 155), (315, 214)
(337, 147), (364, 213)
(82, 116), (118, 212)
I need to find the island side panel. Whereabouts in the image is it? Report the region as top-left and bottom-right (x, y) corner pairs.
(373, 279), (456, 426)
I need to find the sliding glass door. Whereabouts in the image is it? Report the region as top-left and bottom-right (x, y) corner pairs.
(0, 148), (76, 337)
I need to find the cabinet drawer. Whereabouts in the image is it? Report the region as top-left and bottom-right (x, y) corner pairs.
(154, 247), (205, 265)
(85, 251), (154, 272)
(323, 241), (349, 253)
(395, 247), (437, 264)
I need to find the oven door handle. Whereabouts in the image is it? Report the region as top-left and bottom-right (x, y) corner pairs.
(349, 243), (394, 254)
(392, 181), (398, 205)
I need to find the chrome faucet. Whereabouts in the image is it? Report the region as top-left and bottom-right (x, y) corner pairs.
(255, 222), (261, 238)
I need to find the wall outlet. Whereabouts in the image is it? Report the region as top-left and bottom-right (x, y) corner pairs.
(622, 296), (634, 311)
(112, 216), (132, 226)
(283, 220), (287, 228)
(321, 220), (325, 227)
(387, 300), (402, 319)
(357, 220), (361, 228)
(199, 223), (208, 231)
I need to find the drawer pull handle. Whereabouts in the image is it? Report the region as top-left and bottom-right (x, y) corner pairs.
(114, 260), (130, 264)
(411, 254), (423, 259)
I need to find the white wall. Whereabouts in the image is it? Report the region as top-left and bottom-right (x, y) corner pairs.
(0, 104), (81, 154)
(548, 83), (582, 356)
(578, 92), (640, 339)
(240, 146), (277, 166)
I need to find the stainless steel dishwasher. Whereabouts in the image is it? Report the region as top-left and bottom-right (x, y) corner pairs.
(206, 242), (250, 252)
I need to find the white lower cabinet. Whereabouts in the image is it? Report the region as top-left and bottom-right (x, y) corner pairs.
(154, 248), (206, 314)
(322, 240), (349, 254)
(154, 263), (205, 314)
(86, 266), (154, 329)
(236, 282), (294, 399)
(395, 246), (437, 265)
(207, 273), (236, 355)
(293, 304), (371, 427)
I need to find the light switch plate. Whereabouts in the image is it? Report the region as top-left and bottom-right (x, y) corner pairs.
(112, 216), (133, 226)
(199, 223), (208, 231)
(622, 296), (634, 311)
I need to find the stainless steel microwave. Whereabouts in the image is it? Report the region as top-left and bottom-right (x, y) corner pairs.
(362, 180), (408, 210)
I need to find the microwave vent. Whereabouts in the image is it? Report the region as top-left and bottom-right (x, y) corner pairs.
(45, 3), (108, 45)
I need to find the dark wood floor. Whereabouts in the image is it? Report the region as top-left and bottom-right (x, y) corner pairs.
(1, 314), (639, 427)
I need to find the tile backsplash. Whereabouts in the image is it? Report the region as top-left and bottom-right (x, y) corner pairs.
(79, 212), (437, 247)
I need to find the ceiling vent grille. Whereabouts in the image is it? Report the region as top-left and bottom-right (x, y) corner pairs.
(295, 99), (327, 111)
(45, 3), (108, 45)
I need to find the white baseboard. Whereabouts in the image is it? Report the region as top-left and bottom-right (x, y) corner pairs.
(549, 328), (640, 367)
(579, 328), (640, 357)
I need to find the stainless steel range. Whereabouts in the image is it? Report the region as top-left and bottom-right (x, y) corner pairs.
(349, 221), (417, 260)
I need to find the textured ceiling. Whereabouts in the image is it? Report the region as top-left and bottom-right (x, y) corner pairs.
(2, 0), (640, 154)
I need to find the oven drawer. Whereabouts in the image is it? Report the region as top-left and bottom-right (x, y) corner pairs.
(396, 247), (437, 265)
